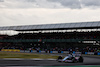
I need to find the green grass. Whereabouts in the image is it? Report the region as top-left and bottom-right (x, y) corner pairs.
(0, 52), (58, 59)
(42, 65), (100, 67)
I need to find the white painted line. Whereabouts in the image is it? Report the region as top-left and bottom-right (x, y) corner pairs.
(1, 58), (56, 60)
(31, 58), (44, 60)
(46, 59), (56, 60)
(3, 58), (23, 60)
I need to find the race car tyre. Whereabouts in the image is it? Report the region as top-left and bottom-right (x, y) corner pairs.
(79, 56), (83, 62)
(57, 56), (62, 62)
(72, 57), (75, 63)
(57, 56), (62, 60)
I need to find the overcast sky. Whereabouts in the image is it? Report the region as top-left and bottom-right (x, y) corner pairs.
(0, 0), (100, 26)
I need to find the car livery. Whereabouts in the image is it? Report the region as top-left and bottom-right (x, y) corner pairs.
(57, 54), (84, 63)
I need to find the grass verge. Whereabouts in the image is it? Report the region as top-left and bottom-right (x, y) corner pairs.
(0, 52), (58, 59)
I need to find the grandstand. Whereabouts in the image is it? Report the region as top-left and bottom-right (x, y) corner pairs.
(0, 21), (100, 53)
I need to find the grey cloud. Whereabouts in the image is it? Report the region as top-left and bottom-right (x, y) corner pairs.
(0, 0), (37, 8)
(0, 0), (81, 9)
(1, 0), (100, 9)
(48, 0), (100, 9)
(48, 0), (81, 9)
(6, 0), (36, 2)
(81, 0), (100, 7)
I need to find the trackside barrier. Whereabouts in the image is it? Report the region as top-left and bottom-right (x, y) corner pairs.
(73, 51), (81, 54)
(52, 51), (58, 53)
(73, 51), (75, 54)
(85, 52), (87, 54)
(20, 50), (25, 52)
(87, 52), (94, 55)
(32, 50), (37, 53)
(20, 50), (36, 53)
(41, 51), (46, 53)
(24, 50), (30, 53)
(98, 53), (100, 55)
(61, 51), (63, 53)
(18, 50), (100, 55)
(31, 50), (33, 52)
(85, 52), (95, 55)
(39, 51), (41, 53)
(75, 52), (81, 54)
(20, 50), (32, 53)
(63, 51), (69, 54)
(50, 51), (53, 53)
(1, 49), (20, 52)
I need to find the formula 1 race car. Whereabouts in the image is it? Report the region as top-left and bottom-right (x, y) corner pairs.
(57, 54), (83, 63)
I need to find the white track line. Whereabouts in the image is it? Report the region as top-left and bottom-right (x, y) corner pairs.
(0, 58), (56, 60)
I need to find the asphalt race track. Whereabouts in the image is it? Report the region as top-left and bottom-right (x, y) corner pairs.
(0, 56), (100, 67)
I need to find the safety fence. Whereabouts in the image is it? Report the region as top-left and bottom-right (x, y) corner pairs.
(1, 49), (100, 55)
(20, 50), (100, 55)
